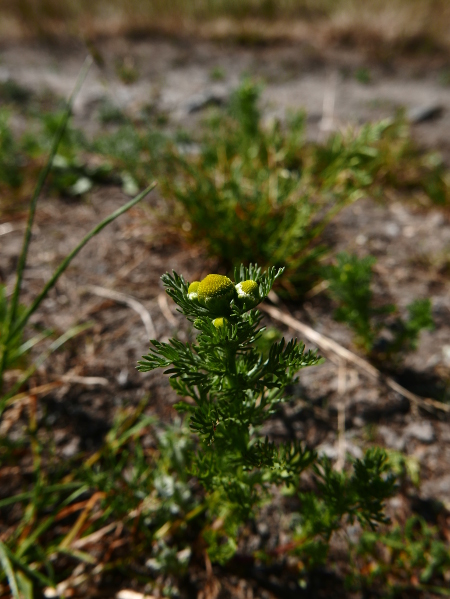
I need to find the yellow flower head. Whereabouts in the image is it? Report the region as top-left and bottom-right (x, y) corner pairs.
(188, 281), (200, 301)
(198, 274), (235, 314)
(212, 317), (228, 328)
(235, 279), (260, 310)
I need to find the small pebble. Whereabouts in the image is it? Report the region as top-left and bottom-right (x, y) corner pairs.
(404, 421), (435, 444)
(378, 425), (406, 451)
(442, 345), (450, 367)
(385, 222), (400, 237)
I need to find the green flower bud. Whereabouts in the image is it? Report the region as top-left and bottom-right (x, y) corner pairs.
(188, 281), (200, 301)
(212, 317), (228, 328)
(198, 274), (235, 314)
(235, 279), (260, 310)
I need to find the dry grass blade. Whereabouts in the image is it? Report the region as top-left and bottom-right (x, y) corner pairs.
(70, 522), (119, 549)
(116, 591), (157, 599)
(3, 382), (62, 407)
(83, 285), (156, 339)
(60, 374), (108, 386)
(260, 302), (450, 414)
(59, 492), (106, 549)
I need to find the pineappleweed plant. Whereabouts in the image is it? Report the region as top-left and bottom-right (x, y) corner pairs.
(138, 265), (396, 564)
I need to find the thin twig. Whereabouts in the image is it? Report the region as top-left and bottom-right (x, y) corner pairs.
(71, 522), (118, 549)
(260, 303), (450, 414)
(83, 285), (156, 340)
(116, 591), (157, 599)
(61, 374), (108, 386)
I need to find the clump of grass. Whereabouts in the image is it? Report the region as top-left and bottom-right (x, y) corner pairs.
(163, 80), (344, 295)
(209, 65), (226, 81)
(0, 58), (160, 599)
(115, 56), (139, 85)
(314, 114), (450, 206)
(0, 97), (170, 200)
(0, 56), (156, 403)
(162, 80), (450, 296)
(355, 66), (371, 84)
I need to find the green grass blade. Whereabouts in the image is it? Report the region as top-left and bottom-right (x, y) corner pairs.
(58, 547), (96, 565)
(2, 544), (53, 587)
(60, 485), (90, 508)
(17, 572), (33, 599)
(0, 56), (93, 392)
(9, 181), (156, 340)
(0, 541), (20, 599)
(0, 482), (84, 509)
(8, 331), (52, 363)
(17, 517), (55, 560)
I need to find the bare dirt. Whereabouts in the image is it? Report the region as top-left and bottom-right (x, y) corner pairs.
(1, 35), (450, 598)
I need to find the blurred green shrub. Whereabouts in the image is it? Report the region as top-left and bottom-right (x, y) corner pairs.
(163, 80), (344, 294)
(351, 516), (450, 593)
(163, 80), (450, 296)
(311, 115), (450, 206)
(325, 252), (434, 358)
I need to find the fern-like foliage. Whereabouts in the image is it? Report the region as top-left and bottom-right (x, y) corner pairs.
(138, 264), (396, 565)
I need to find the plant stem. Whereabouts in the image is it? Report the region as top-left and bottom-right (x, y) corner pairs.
(225, 345), (238, 393)
(0, 55), (93, 391)
(9, 181), (156, 343)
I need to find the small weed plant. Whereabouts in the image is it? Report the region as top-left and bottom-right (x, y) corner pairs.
(326, 252), (434, 359)
(138, 265), (396, 563)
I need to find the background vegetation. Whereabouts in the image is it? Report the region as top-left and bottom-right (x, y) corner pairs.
(2, 0), (450, 52)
